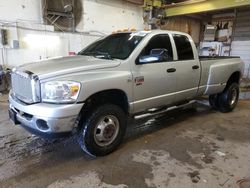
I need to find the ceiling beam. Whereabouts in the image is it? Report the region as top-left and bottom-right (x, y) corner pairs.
(165, 0), (250, 17)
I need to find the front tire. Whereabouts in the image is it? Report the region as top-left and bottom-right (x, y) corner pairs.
(78, 104), (127, 156)
(209, 94), (219, 110)
(217, 83), (239, 113)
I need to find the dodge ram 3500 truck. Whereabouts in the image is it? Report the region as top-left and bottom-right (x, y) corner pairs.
(9, 30), (244, 156)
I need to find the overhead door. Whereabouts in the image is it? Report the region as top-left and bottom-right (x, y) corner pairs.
(231, 10), (250, 78)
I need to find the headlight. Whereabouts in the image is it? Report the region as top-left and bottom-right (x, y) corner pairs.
(41, 81), (81, 103)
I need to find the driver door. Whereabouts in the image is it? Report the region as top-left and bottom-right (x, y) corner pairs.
(131, 34), (177, 113)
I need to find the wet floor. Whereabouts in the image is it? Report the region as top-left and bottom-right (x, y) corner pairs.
(0, 92), (250, 188)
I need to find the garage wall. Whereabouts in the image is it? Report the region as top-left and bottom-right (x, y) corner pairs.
(231, 10), (250, 77)
(1, 24), (101, 67)
(0, 0), (144, 68)
(82, 0), (144, 33)
(160, 16), (201, 44)
(0, 0), (42, 23)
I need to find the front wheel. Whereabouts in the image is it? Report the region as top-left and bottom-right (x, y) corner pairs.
(217, 83), (239, 113)
(209, 94), (219, 110)
(77, 104), (127, 156)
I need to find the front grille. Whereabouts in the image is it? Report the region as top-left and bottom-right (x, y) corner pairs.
(11, 71), (40, 104)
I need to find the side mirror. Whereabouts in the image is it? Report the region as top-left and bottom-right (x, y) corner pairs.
(138, 55), (161, 64)
(137, 48), (169, 64)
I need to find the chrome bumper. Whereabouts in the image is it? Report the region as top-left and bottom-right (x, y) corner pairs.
(9, 93), (84, 134)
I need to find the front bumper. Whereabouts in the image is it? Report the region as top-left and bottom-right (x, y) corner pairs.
(9, 93), (84, 137)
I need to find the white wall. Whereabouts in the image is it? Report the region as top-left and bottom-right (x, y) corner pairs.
(0, 0), (42, 22)
(0, 22), (102, 68)
(231, 41), (250, 77)
(81, 0), (144, 33)
(0, 0), (144, 67)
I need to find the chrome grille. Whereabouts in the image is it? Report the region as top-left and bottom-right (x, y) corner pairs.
(11, 71), (40, 104)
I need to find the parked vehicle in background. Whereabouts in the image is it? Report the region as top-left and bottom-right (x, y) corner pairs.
(9, 30), (244, 156)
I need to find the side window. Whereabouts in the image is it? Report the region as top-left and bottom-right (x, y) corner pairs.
(140, 34), (173, 62)
(173, 34), (194, 60)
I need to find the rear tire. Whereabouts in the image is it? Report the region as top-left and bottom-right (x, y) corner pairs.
(217, 83), (239, 113)
(77, 104), (127, 156)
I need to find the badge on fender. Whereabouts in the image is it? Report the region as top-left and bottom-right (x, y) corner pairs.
(135, 76), (144, 86)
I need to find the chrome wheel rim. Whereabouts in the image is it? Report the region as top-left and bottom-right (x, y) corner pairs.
(94, 115), (119, 147)
(230, 88), (238, 106)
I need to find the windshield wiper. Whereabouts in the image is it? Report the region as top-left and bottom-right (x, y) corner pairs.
(80, 51), (113, 60)
(94, 51), (113, 60)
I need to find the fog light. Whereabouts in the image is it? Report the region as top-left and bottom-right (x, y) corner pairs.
(36, 119), (49, 131)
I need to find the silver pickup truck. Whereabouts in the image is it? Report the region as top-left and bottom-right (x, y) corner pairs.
(9, 30), (244, 156)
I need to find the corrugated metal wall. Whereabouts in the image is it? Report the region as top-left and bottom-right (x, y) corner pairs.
(231, 10), (250, 78)
(233, 11), (250, 41)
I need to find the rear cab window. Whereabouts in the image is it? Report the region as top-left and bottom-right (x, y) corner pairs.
(173, 34), (194, 60)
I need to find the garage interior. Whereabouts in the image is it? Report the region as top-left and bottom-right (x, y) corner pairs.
(0, 0), (250, 187)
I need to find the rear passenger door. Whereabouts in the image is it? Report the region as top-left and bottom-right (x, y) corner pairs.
(172, 34), (201, 101)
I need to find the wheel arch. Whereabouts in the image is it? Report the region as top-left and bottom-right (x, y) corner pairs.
(226, 71), (241, 86)
(225, 71), (241, 89)
(77, 89), (129, 128)
(84, 89), (129, 113)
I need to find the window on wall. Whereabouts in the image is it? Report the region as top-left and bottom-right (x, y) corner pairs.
(173, 34), (194, 60)
(140, 34), (174, 62)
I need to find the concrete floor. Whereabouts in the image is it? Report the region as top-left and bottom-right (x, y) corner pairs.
(0, 92), (250, 188)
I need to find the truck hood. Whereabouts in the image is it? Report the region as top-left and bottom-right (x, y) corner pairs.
(18, 56), (121, 79)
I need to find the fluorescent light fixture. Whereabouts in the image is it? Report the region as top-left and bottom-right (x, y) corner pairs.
(23, 34), (60, 49)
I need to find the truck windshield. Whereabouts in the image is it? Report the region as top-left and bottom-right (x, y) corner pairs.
(78, 32), (147, 60)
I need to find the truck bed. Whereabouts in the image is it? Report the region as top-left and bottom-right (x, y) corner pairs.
(198, 56), (243, 96)
(199, 56), (239, 61)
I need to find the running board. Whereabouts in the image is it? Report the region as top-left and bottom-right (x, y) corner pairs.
(134, 100), (196, 120)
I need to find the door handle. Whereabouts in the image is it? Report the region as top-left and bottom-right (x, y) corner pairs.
(192, 65), (200, 70)
(167, 68), (176, 73)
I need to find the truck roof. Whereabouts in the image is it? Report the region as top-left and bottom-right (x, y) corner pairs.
(114, 29), (190, 36)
